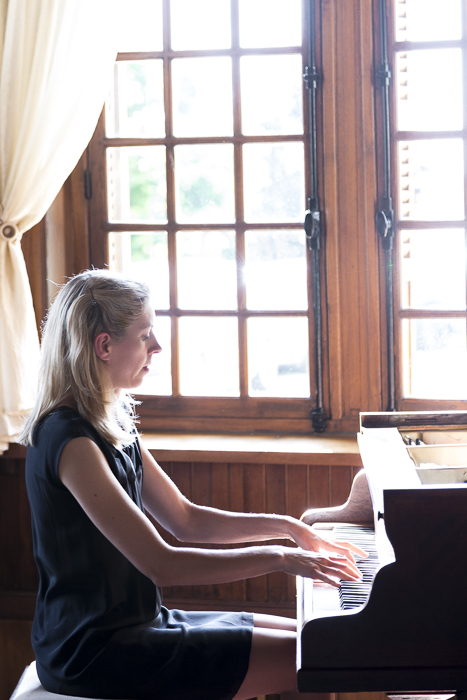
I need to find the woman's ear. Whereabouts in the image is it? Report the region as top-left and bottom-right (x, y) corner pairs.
(94, 332), (111, 361)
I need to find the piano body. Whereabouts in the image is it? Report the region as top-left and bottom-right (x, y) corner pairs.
(297, 411), (467, 696)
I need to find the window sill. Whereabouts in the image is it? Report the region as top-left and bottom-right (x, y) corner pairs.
(142, 432), (362, 465)
(0, 434), (362, 467)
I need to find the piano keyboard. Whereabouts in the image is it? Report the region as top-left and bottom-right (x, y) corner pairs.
(334, 524), (380, 610)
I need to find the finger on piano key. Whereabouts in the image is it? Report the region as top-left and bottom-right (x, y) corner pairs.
(317, 537), (369, 568)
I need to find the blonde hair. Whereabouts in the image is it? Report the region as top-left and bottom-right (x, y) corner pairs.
(21, 269), (151, 447)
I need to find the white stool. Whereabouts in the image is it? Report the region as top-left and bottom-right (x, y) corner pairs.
(10, 662), (121, 700)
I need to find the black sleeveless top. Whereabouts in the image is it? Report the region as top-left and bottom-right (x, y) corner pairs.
(26, 409), (160, 683)
(25, 408), (253, 700)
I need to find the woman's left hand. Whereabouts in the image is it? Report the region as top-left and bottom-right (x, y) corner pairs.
(290, 522), (368, 565)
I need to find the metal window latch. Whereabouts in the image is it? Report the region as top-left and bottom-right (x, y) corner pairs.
(311, 406), (327, 433)
(304, 200), (321, 251)
(376, 197), (395, 250)
(376, 208), (392, 235)
(376, 61), (392, 87)
(84, 170), (92, 200)
(303, 64), (319, 90)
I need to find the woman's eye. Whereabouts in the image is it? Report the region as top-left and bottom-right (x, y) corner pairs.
(142, 334), (150, 341)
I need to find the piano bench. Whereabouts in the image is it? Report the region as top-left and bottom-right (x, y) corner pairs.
(10, 663), (134, 700)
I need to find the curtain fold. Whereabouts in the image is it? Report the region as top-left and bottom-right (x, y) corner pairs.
(0, 0), (119, 451)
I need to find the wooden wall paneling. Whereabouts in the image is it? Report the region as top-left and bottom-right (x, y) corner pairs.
(1, 472), (18, 592)
(265, 464), (288, 605)
(0, 464), (36, 597)
(320, 0), (342, 422)
(0, 619), (34, 700)
(286, 464), (310, 521)
(159, 461), (194, 601)
(243, 464), (268, 605)
(307, 465), (330, 509)
(191, 462), (215, 602)
(285, 463), (310, 601)
(228, 463), (247, 603)
(45, 186), (72, 296)
(322, 0), (383, 431)
(20, 220), (48, 334)
(329, 465), (353, 507)
(67, 152), (91, 275)
(354, 0), (383, 414)
(211, 463), (234, 602)
(87, 113), (108, 269)
(0, 464), (36, 626)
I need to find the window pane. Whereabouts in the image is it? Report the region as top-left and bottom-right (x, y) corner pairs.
(179, 317), (240, 396)
(402, 318), (467, 399)
(172, 57), (233, 137)
(245, 230), (307, 310)
(138, 316), (172, 396)
(117, 0), (163, 52)
(396, 50), (463, 132)
(109, 232), (170, 310)
(106, 60), (165, 138)
(107, 147), (167, 223)
(239, 0), (302, 48)
(400, 229), (466, 311)
(243, 143), (305, 223)
(241, 55), (303, 136)
(175, 144), (235, 224)
(177, 231), (237, 310)
(247, 317), (310, 397)
(395, 0), (461, 42)
(398, 140), (464, 221)
(171, 0), (231, 50)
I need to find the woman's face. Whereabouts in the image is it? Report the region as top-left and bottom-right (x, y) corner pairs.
(97, 303), (162, 393)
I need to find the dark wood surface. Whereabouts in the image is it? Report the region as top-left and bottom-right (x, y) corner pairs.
(298, 419), (467, 696)
(360, 411), (467, 431)
(299, 487), (467, 691)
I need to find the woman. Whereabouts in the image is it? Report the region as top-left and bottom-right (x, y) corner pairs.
(22, 269), (364, 700)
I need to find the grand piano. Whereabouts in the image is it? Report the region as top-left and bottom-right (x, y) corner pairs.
(297, 411), (467, 697)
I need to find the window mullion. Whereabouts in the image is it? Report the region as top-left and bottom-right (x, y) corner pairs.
(462, 1), (467, 313)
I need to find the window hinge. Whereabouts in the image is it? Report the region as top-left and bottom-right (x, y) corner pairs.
(84, 169), (92, 200)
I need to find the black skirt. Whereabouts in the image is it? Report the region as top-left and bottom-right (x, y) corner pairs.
(37, 607), (254, 700)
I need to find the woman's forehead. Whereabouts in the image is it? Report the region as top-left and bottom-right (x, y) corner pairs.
(135, 304), (155, 328)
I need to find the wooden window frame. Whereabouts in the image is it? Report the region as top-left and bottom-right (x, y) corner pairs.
(388, 0), (467, 412)
(86, 0), (319, 434)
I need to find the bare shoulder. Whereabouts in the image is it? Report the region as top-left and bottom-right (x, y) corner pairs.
(58, 436), (113, 489)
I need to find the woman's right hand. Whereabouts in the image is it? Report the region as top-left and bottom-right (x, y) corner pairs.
(280, 546), (362, 587)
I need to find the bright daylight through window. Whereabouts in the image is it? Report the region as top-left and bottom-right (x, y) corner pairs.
(394, 0), (467, 400)
(105, 0), (310, 402)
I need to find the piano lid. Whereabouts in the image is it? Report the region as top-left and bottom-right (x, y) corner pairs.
(357, 427), (420, 518)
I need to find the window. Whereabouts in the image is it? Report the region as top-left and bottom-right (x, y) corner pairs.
(87, 0), (315, 432)
(391, 0), (467, 403)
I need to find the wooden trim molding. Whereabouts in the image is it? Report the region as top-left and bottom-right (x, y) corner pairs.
(143, 432), (362, 465)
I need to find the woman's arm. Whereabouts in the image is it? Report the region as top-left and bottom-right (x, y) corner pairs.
(140, 442), (366, 561)
(59, 437), (362, 588)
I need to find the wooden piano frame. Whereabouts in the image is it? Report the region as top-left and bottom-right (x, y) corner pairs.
(297, 411), (467, 698)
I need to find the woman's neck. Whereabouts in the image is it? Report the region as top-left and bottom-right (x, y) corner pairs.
(55, 391), (77, 411)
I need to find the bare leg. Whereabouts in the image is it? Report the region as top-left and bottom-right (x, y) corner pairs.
(232, 627), (297, 700)
(254, 612), (296, 631)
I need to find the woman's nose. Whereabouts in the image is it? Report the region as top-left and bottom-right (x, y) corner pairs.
(150, 333), (162, 354)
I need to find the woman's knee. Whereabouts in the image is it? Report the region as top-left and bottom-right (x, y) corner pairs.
(233, 628), (297, 700)
(253, 612), (296, 631)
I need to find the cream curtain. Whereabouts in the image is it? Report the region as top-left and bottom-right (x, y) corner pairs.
(0, 0), (119, 451)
